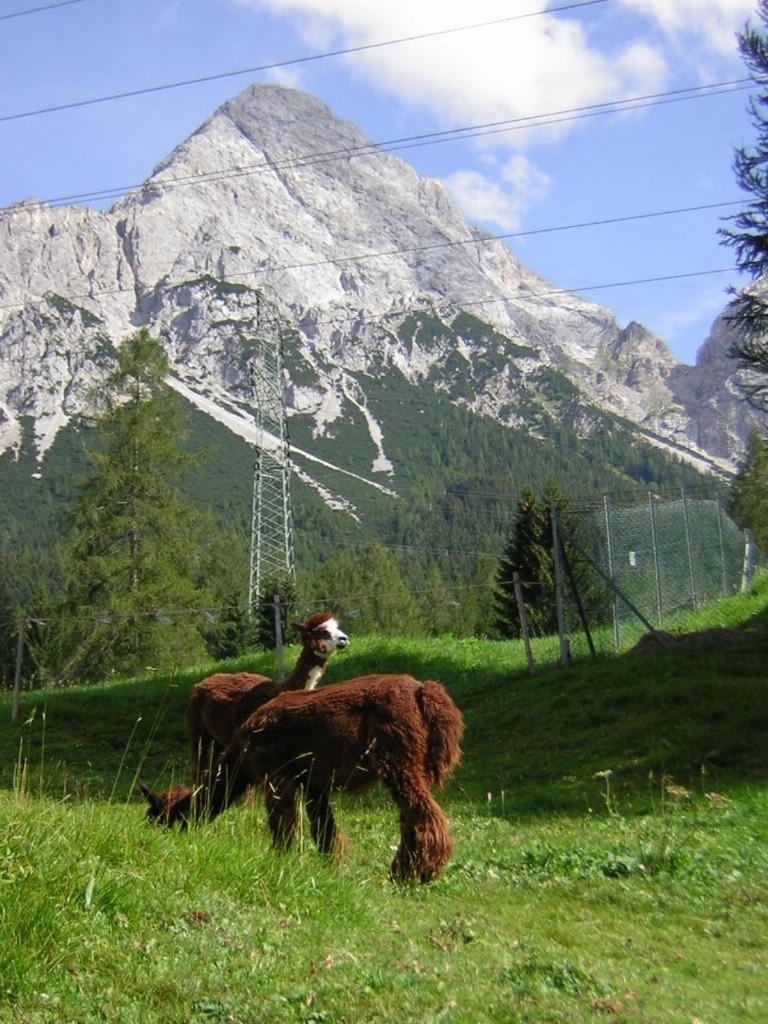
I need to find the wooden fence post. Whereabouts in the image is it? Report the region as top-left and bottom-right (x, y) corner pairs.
(11, 617), (28, 722)
(551, 504), (571, 667)
(681, 487), (698, 610)
(273, 594), (285, 684)
(603, 494), (620, 650)
(648, 492), (664, 627)
(513, 572), (536, 675)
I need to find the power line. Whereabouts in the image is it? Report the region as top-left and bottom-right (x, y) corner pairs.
(168, 200), (748, 282)
(0, 0), (612, 124)
(309, 267), (737, 329)
(0, 195), (741, 312)
(0, 196), (746, 308)
(0, 0), (84, 20)
(1, 576), (519, 628)
(0, 265), (738, 335)
(1, 78), (751, 214)
(293, 477), (732, 520)
(444, 483), (730, 505)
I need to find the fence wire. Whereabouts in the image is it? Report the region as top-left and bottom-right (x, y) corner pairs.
(2, 489), (764, 696)
(566, 492), (763, 652)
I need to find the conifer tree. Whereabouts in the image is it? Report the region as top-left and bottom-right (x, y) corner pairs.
(728, 428), (768, 551)
(495, 487), (554, 638)
(303, 541), (419, 635)
(197, 518), (252, 659)
(0, 537), (61, 686)
(50, 329), (212, 681)
(0, 565), (17, 686)
(253, 569), (299, 649)
(461, 554), (499, 637)
(720, 1), (768, 409)
(495, 484), (606, 639)
(420, 563), (459, 636)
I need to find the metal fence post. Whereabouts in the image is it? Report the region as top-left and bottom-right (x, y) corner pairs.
(603, 494), (620, 650)
(741, 531), (753, 592)
(551, 503), (570, 667)
(715, 500), (728, 596)
(648, 492), (664, 627)
(681, 488), (698, 610)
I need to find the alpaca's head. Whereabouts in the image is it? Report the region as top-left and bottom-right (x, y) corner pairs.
(293, 611), (348, 655)
(139, 782), (193, 828)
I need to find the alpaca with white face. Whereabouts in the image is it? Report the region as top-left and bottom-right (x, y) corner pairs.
(293, 614), (348, 690)
(141, 611), (348, 824)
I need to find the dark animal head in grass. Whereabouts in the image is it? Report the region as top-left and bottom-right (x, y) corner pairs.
(139, 782), (193, 828)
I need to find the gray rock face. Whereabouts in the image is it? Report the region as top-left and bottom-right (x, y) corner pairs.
(0, 83), (764, 484)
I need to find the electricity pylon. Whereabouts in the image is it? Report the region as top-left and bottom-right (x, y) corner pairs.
(248, 294), (295, 619)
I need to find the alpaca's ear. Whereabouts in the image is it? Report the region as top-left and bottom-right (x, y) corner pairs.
(139, 781), (159, 808)
(291, 619), (307, 633)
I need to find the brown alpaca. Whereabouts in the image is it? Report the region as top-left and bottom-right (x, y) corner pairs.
(186, 612), (348, 785)
(139, 782), (194, 827)
(162, 674), (464, 883)
(141, 612), (348, 825)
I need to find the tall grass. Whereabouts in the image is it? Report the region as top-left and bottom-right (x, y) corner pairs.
(0, 575), (767, 1022)
(1, 787), (766, 1023)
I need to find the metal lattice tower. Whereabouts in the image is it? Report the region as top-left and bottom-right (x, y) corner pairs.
(248, 296), (295, 618)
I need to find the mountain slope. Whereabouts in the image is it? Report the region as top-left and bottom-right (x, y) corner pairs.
(0, 83), (764, 544)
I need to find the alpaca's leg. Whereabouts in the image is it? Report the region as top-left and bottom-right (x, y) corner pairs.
(265, 782), (298, 848)
(193, 737), (221, 788)
(304, 788), (349, 858)
(196, 755), (249, 822)
(385, 780), (454, 883)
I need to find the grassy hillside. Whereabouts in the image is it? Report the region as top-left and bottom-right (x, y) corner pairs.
(1, 579), (766, 1023)
(2, 573), (767, 803)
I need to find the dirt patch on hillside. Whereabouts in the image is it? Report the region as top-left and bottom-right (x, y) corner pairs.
(632, 626), (764, 654)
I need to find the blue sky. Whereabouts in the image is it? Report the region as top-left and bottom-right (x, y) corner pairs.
(0, 0), (760, 363)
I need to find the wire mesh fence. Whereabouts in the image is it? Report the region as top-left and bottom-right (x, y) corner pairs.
(2, 488), (764, 704)
(562, 490), (764, 657)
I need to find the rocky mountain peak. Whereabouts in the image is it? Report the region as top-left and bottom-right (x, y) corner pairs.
(218, 83), (358, 150)
(695, 306), (741, 368)
(0, 82), (765, 483)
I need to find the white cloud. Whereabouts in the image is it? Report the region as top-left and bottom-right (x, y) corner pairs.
(235, 0), (670, 150)
(653, 286), (730, 343)
(619, 0), (754, 55)
(264, 65), (304, 89)
(443, 154), (551, 232)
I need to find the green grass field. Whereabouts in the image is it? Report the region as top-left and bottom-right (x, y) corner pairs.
(1, 577), (767, 1023)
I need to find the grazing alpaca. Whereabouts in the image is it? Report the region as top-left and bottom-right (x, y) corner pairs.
(160, 674), (464, 883)
(140, 612), (348, 825)
(186, 612), (348, 783)
(139, 782), (195, 828)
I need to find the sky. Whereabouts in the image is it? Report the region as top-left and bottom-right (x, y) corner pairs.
(0, 0), (761, 363)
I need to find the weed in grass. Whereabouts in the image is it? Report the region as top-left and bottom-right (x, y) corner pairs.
(593, 769), (619, 817)
(498, 946), (604, 1000)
